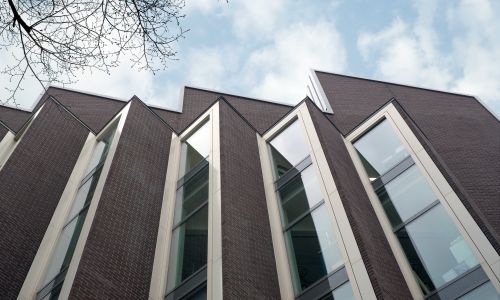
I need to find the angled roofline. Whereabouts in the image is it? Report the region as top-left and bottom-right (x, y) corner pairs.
(184, 85), (295, 108)
(312, 69), (499, 122)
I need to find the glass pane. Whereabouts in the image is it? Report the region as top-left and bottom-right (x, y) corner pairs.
(354, 119), (409, 179)
(174, 166), (209, 224)
(458, 282), (499, 300)
(41, 208), (88, 288)
(377, 165), (438, 227)
(167, 205), (209, 292)
(84, 122), (117, 175)
(318, 281), (355, 300)
(402, 205), (478, 292)
(269, 120), (309, 178)
(66, 168), (102, 222)
(333, 281), (355, 300)
(180, 121), (211, 176)
(278, 166), (323, 226)
(185, 285), (207, 300)
(284, 206), (343, 294)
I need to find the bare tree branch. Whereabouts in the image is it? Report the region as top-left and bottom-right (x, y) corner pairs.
(0, 0), (188, 106)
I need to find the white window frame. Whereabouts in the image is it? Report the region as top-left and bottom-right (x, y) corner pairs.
(150, 102), (222, 300)
(344, 102), (500, 299)
(18, 102), (131, 299)
(257, 102), (376, 300)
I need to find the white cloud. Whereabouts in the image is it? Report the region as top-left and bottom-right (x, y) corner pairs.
(357, 0), (500, 114)
(243, 20), (346, 103)
(226, 0), (286, 40)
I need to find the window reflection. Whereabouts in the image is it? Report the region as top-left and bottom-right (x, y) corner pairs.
(269, 120), (309, 178)
(354, 119), (409, 179)
(278, 166), (323, 226)
(285, 206), (343, 293)
(458, 282), (499, 300)
(405, 205), (477, 289)
(377, 166), (437, 227)
(167, 205), (208, 292)
(180, 121), (211, 176)
(174, 166), (209, 224)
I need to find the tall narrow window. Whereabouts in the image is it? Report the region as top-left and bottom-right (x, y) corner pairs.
(166, 120), (210, 300)
(354, 119), (498, 299)
(37, 122), (118, 300)
(269, 119), (355, 299)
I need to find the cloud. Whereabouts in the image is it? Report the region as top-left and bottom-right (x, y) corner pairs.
(243, 20), (346, 103)
(227, 0), (286, 40)
(357, 0), (500, 114)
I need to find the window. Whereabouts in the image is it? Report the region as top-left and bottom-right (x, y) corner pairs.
(36, 122), (118, 300)
(166, 120), (210, 300)
(353, 119), (496, 299)
(268, 119), (354, 299)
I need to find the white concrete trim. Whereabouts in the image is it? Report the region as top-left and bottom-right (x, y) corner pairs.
(299, 105), (375, 299)
(149, 132), (180, 299)
(0, 104), (44, 172)
(259, 102), (374, 299)
(57, 102), (131, 299)
(307, 69), (333, 114)
(257, 133), (295, 300)
(17, 132), (96, 300)
(345, 102), (500, 295)
(150, 102), (222, 300)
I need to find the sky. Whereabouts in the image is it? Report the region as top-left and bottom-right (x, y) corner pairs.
(1, 0), (500, 116)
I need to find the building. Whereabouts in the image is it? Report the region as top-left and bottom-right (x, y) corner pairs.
(0, 70), (499, 300)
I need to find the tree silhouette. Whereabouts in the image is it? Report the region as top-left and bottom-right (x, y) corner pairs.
(0, 0), (187, 106)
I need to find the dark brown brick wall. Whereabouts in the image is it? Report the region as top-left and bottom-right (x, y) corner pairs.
(0, 105), (31, 132)
(0, 99), (89, 298)
(43, 87), (127, 133)
(219, 100), (281, 299)
(0, 124), (8, 139)
(153, 87), (292, 134)
(305, 100), (412, 299)
(393, 102), (500, 253)
(69, 99), (172, 299)
(316, 72), (500, 254)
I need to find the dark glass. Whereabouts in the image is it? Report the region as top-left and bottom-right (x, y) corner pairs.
(167, 205), (209, 292)
(354, 119), (409, 180)
(284, 207), (342, 294)
(174, 166), (209, 224)
(458, 282), (499, 300)
(377, 165), (437, 227)
(269, 120), (309, 179)
(318, 281), (355, 300)
(183, 285), (207, 300)
(277, 166), (322, 226)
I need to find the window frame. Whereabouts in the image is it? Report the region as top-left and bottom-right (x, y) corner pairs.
(258, 102), (376, 299)
(149, 104), (222, 300)
(345, 102), (500, 298)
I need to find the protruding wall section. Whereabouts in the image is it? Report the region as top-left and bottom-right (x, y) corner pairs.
(304, 100), (412, 299)
(68, 99), (174, 299)
(0, 99), (89, 298)
(218, 99), (281, 299)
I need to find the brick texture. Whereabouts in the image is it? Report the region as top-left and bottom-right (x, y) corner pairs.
(316, 72), (500, 254)
(0, 99), (89, 298)
(0, 124), (8, 139)
(219, 100), (281, 299)
(43, 87), (127, 133)
(69, 99), (173, 299)
(305, 100), (412, 299)
(153, 87), (292, 134)
(0, 105), (31, 132)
